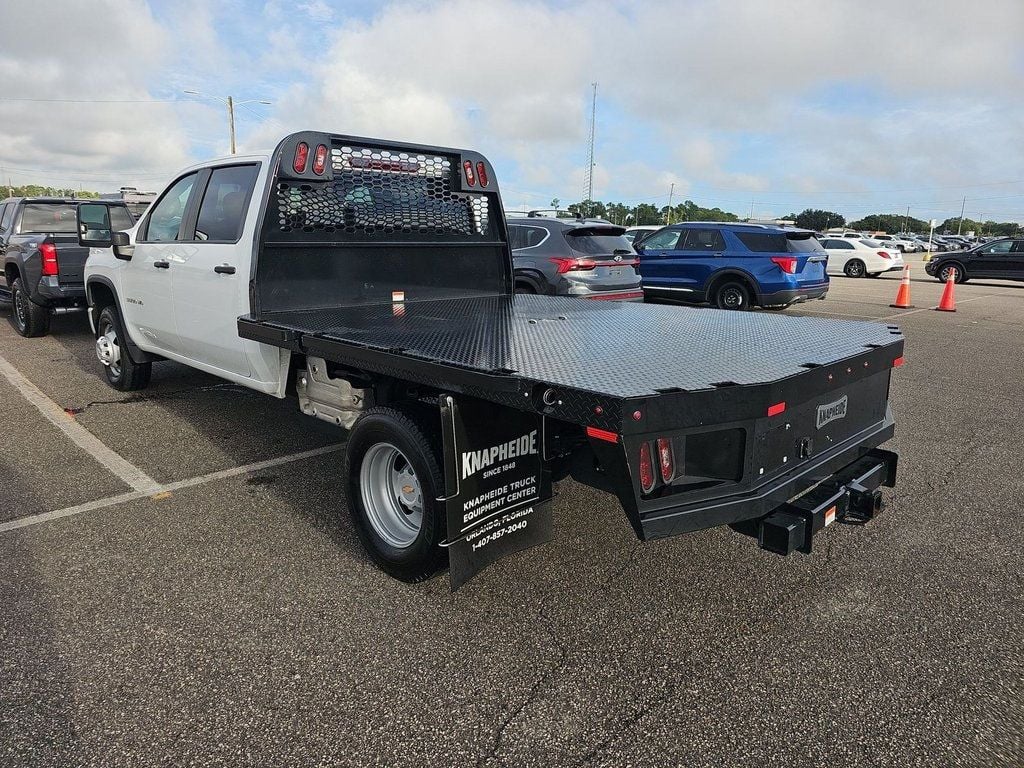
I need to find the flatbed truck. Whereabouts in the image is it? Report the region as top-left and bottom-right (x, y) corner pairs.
(78, 131), (902, 587)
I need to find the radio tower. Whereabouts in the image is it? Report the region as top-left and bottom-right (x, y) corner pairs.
(583, 82), (597, 217)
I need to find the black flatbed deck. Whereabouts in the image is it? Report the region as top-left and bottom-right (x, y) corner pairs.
(238, 295), (903, 431)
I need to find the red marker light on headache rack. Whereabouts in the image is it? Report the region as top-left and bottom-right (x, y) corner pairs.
(293, 142), (309, 173)
(463, 160), (476, 186)
(312, 144), (328, 175)
(475, 161), (488, 187)
(767, 401), (786, 417)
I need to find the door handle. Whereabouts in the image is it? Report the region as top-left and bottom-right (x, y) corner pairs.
(153, 260), (170, 269)
(214, 265), (236, 275)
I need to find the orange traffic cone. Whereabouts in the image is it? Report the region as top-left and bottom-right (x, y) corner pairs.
(889, 264), (914, 309)
(936, 271), (957, 312)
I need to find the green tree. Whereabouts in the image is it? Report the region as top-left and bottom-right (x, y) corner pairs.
(848, 213), (928, 233)
(789, 208), (845, 231)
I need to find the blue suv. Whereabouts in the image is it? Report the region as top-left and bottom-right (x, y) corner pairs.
(636, 222), (829, 310)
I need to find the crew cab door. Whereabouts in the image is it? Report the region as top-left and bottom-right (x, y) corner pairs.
(169, 164), (259, 376)
(123, 172), (200, 356)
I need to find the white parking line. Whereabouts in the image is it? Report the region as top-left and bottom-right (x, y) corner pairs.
(0, 354), (163, 494)
(0, 443), (346, 534)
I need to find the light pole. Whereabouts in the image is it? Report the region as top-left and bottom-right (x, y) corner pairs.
(184, 91), (272, 155)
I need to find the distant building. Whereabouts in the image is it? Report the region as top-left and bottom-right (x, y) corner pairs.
(100, 186), (157, 219)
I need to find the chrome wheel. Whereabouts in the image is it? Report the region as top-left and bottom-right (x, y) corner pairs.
(359, 443), (423, 548)
(96, 318), (122, 379)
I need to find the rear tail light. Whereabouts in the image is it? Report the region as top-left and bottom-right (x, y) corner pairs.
(656, 438), (674, 483)
(550, 257), (597, 274)
(475, 161), (488, 187)
(463, 160), (476, 186)
(293, 142), (309, 173)
(40, 242), (58, 276)
(770, 256), (798, 274)
(878, 251), (891, 259)
(767, 401), (786, 417)
(312, 144), (328, 175)
(638, 442), (656, 494)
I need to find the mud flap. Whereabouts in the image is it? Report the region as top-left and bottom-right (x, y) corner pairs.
(439, 395), (553, 591)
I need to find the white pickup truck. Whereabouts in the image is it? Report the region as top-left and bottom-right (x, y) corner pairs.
(78, 131), (902, 588)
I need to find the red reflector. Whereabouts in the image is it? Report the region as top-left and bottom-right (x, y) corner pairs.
(463, 160), (475, 186)
(39, 242), (58, 276)
(767, 401), (786, 417)
(638, 441), (656, 494)
(549, 257), (597, 274)
(893, 356), (905, 368)
(656, 437), (674, 483)
(586, 426), (618, 443)
(293, 142), (309, 173)
(312, 144), (328, 175)
(770, 256), (798, 274)
(475, 161), (488, 187)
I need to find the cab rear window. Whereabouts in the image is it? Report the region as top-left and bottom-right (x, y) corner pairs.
(19, 203), (77, 233)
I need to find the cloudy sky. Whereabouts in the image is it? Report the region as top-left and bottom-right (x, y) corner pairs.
(2, 0), (1023, 222)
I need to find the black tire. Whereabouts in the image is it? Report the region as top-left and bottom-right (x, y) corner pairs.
(938, 262), (967, 284)
(9, 277), (50, 337)
(95, 305), (151, 391)
(844, 259), (867, 278)
(515, 282), (537, 294)
(344, 406), (447, 582)
(713, 280), (751, 310)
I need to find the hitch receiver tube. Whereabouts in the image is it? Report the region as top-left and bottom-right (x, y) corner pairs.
(757, 449), (897, 556)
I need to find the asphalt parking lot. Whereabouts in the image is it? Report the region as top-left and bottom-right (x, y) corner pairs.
(1, 270), (1022, 767)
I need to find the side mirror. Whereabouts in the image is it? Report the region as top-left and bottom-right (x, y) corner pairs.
(76, 202), (114, 248)
(112, 230), (135, 261)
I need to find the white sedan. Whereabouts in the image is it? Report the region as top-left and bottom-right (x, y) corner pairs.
(819, 237), (904, 278)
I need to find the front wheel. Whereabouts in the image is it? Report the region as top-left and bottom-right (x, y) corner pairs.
(844, 259), (867, 278)
(344, 406), (447, 582)
(96, 305), (151, 391)
(938, 263), (967, 284)
(10, 278), (50, 337)
(714, 281), (751, 310)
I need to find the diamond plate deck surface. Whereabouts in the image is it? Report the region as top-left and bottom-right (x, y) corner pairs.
(251, 295), (901, 398)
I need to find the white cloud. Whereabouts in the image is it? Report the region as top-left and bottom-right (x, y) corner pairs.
(0, 0), (193, 190)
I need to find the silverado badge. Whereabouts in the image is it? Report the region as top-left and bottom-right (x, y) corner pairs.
(816, 395), (848, 429)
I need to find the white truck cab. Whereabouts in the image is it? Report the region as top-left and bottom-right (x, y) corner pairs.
(82, 154), (289, 395)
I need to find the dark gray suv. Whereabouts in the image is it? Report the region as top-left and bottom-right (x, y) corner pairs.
(507, 216), (642, 300)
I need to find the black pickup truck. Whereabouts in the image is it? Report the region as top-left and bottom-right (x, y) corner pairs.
(79, 132), (903, 589)
(0, 197), (132, 336)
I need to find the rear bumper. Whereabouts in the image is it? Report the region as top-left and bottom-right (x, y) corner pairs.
(628, 406), (896, 540)
(758, 282), (829, 306)
(34, 276), (87, 307)
(581, 290), (644, 301)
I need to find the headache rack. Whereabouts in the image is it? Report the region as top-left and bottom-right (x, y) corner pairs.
(249, 131), (513, 317)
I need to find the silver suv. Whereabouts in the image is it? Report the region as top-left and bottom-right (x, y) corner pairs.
(507, 216), (642, 300)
